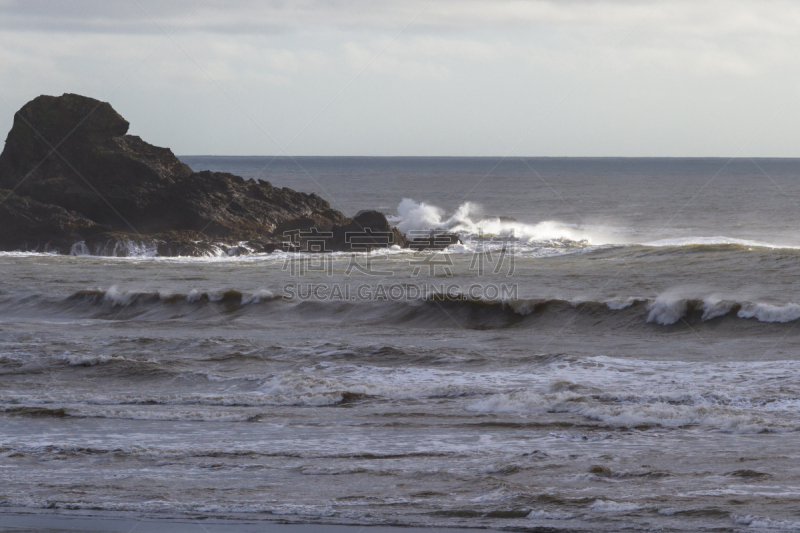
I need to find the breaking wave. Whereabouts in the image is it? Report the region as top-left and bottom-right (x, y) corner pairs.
(389, 198), (602, 245)
(6, 354), (800, 434)
(387, 199), (800, 253)
(5, 198), (800, 261)
(2, 287), (800, 329)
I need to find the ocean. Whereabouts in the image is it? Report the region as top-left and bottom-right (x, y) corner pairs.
(2, 157), (800, 532)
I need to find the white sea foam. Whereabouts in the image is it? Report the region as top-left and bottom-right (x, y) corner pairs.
(527, 509), (576, 520)
(186, 289), (203, 303)
(56, 353), (114, 366)
(390, 198), (600, 245)
(467, 388), (795, 433)
(606, 297), (642, 310)
(0, 496), (341, 520)
(8, 353), (800, 434)
(462, 355), (800, 432)
(104, 285), (136, 306)
(8, 354), (800, 430)
(389, 199), (800, 255)
(300, 465), (376, 475)
(8, 216), (800, 264)
(256, 367), (492, 405)
(66, 408), (258, 422)
(0, 251), (60, 257)
(69, 242), (89, 256)
(590, 500), (641, 512)
(242, 289), (275, 304)
(644, 292), (800, 325)
(738, 302), (800, 323)
(700, 297), (736, 320)
(111, 239), (159, 258)
(470, 488), (520, 502)
(734, 515), (800, 530)
(643, 236), (800, 249)
(646, 296), (688, 325)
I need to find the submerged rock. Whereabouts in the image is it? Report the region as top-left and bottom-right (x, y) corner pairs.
(0, 93), (411, 256)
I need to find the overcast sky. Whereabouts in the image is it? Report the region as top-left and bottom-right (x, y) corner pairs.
(0, 0), (798, 156)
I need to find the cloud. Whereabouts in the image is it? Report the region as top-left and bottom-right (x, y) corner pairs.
(0, 0), (798, 38)
(0, 1), (799, 156)
(2, 1), (795, 80)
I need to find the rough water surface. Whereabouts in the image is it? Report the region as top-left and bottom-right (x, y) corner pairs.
(2, 157), (800, 532)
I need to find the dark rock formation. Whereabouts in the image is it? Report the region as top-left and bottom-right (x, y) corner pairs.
(0, 94), (192, 231)
(0, 93), (416, 257)
(281, 210), (408, 252)
(331, 210), (408, 251)
(0, 94), (341, 239)
(0, 189), (107, 252)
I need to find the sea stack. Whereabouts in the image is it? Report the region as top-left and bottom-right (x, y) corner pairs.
(0, 93), (408, 256)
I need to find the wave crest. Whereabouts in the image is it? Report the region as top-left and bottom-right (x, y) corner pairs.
(390, 198), (597, 245)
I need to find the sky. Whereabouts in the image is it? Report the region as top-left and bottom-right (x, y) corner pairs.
(0, 0), (799, 157)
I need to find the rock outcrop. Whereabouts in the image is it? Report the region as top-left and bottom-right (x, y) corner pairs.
(0, 93), (411, 256)
(281, 210), (409, 252)
(0, 94), (191, 231)
(0, 189), (106, 252)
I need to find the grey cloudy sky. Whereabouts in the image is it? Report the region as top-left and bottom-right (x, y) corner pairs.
(0, 0), (798, 156)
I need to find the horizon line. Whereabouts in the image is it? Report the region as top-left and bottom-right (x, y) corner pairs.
(176, 154), (800, 160)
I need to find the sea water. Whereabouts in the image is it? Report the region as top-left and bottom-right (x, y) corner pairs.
(1, 157), (800, 531)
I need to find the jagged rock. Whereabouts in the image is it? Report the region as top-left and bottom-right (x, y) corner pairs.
(0, 189), (107, 253)
(331, 210), (408, 251)
(281, 210), (408, 252)
(274, 210), (349, 235)
(0, 94), (345, 240)
(0, 94), (192, 230)
(162, 171), (343, 237)
(0, 93), (412, 256)
(78, 231), (279, 258)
